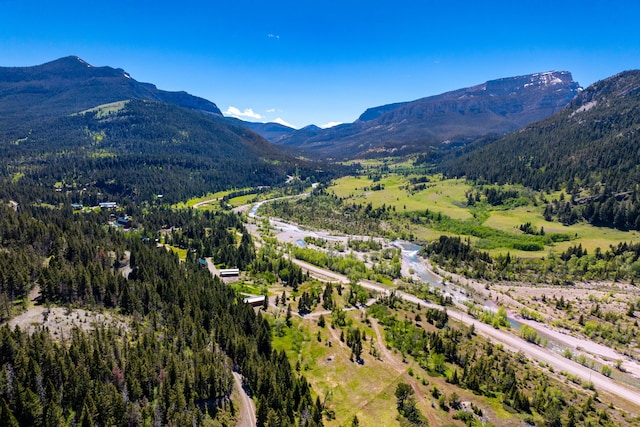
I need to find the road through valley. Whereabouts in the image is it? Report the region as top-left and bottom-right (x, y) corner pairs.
(290, 258), (640, 408)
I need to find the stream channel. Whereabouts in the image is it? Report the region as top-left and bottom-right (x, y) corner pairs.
(250, 198), (638, 386)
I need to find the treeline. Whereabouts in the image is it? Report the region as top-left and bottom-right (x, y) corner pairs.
(543, 192), (640, 230)
(423, 233), (640, 283)
(142, 208), (255, 269)
(0, 203), (323, 426)
(405, 209), (569, 253)
(465, 187), (532, 208)
(292, 246), (401, 281)
(262, 190), (395, 237)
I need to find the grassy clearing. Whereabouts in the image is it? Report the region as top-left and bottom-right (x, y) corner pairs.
(173, 190), (233, 209)
(227, 194), (255, 207)
(271, 312), (418, 426)
(486, 206), (640, 254)
(331, 175), (473, 220)
(328, 173), (640, 257)
(76, 100), (129, 118)
(166, 245), (187, 260)
(267, 294), (554, 426)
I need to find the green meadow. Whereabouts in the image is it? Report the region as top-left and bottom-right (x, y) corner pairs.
(328, 174), (640, 257)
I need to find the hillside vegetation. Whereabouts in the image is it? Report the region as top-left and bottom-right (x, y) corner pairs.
(440, 70), (640, 231)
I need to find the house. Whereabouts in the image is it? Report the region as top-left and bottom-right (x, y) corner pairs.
(219, 268), (239, 277)
(116, 217), (132, 229)
(198, 258), (207, 268)
(99, 202), (117, 209)
(71, 203), (83, 210)
(243, 295), (266, 307)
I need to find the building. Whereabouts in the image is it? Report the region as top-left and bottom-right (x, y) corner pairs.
(219, 268), (239, 277)
(99, 202), (117, 209)
(115, 217), (132, 229)
(71, 203), (83, 210)
(243, 296), (266, 307)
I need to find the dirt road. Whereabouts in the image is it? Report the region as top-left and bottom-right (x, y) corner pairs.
(290, 258), (640, 408)
(243, 196), (640, 407)
(233, 372), (256, 427)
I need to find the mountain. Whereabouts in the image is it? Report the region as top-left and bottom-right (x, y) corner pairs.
(224, 118), (297, 142)
(439, 70), (640, 229)
(0, 57), (335, 204)
(274, 71), (581, 158)
(0, 56), (222, 132)
(440, 70), (640, 189)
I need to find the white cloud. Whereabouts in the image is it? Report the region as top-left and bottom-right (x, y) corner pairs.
(224, 106), (262, 120)
(268, 33), (280, 39)
(320, 121), (343, 129)
(265, 108), (276, 113)
(273, 117), (296, 129)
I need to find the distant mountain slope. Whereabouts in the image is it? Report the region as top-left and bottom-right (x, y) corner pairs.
(441, 70), (640, 190)
(0, 100), (298, 202)
(0, 56), (222, 131)
(0, 57), (337, 204)
(440, 70), (640, 229)
(224, 117), (296, 142)
(275, 71), (581, 158)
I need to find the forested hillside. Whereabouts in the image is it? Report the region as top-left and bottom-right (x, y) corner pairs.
(0, 202), (323, 426)
(0, 57), (343, 205)
(0, 99), (339, 204)
(440, 70), (640, 230)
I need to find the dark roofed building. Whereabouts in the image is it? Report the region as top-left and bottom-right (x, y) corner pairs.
(116, 217), (132, 229)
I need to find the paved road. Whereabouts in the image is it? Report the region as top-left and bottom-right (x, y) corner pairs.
(233, 372), (256, 427)
(290, 259), (640, 408)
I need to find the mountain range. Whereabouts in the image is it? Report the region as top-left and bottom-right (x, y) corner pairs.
(265, 71), (581, 158)
(0, 56), (222, 130)
(2, 55), (639, 211)
(437, 69), (640, 230)
(0, 57), (332, 204)
(440, 69), (640, 192)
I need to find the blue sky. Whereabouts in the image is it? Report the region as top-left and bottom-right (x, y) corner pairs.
(2, 1), (639, 128)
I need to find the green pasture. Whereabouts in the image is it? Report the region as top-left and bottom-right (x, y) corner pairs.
(173, 190), (232, 209)
(330, 173), (640, 257)
(486, 205), (640, 254)
(227, 193), (255, 207)
(330, 175), (473, 220)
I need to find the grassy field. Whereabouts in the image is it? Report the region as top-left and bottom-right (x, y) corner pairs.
(485, 206), (640, 254)
(273, 317), (406, 426)
(331, 175), (473, 221)
(328, 174), (640, 257)
(173, 190), (234, 209)
(267, 290), (591, 427)
(176, 187), (293, 210)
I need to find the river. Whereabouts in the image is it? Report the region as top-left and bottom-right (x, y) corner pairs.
(247, 196), (640, 389)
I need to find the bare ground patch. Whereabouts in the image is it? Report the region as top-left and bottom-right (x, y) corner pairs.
(7, 306), (130, 338)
